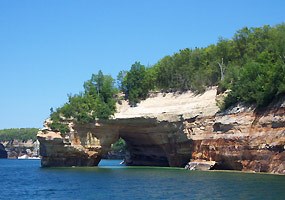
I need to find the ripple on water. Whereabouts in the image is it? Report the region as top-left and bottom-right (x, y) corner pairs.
(0, 159), (285, 200)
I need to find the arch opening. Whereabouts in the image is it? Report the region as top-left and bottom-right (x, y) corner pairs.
(118, 129), (170, 167)
(102, 137), (127, 160)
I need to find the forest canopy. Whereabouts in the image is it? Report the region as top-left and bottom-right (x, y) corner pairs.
(118, 23), (285, 108)
(50, 23), (285, 131)
(0, 128), (38, 141)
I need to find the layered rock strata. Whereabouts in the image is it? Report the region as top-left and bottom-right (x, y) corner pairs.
(186, 102), (285, 174)
(38, 121), (117, 167)
(38, 88), (285, 174)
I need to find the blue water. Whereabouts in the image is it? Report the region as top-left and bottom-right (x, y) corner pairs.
(0, 159), (285, 200)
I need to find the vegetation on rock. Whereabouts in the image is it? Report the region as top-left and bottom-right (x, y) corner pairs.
(50, 70), (117, 132)
(218, 24), (285, 109)
(111, 138), (127, 153)
(117, 23), (285, 108)
(49, 23), (285, 132)
(120, 62), (154, 106)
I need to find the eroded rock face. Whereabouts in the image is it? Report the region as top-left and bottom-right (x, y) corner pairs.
(187, 109), (285, 174)
(38, 120), (120, 167)
(0, 143), (7, 158)
(37, 88), (285, 174)
(38, 117), (192, 167)
(1, 139), (39, 158)
(116, 118), (192, 167)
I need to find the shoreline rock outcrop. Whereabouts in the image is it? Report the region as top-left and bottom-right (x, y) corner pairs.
(37, 88), (285, 174)
(185, 160), (216, 170)
(1, 140), (39, 159)
(0, 143), (7, 158)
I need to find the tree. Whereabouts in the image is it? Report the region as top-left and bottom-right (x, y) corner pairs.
(50, 23), (285, 121)
(122, 62), (152, 106)
(50, 71), (117, 133)
(0, 128), (39, 141)
(217, 58), (225, 81)
(116, 70), (127, 91)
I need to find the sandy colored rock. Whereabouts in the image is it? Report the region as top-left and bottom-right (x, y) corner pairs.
(115, 87), (219, 119)
(37, 88), (285, 174)
(1, 139), (39, 158)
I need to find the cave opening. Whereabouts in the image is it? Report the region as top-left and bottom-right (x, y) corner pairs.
(118, 129), (170, 167)
(99, 128), (171, 167)
(102, 137), (127, 160)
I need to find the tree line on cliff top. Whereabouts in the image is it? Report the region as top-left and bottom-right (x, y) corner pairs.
(50, 23), (285, 132)
(0, 128), (38, 141)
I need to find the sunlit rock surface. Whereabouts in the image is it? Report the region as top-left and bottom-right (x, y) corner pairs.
(38, 87), (285, 174)
(1, 140), (39, 159)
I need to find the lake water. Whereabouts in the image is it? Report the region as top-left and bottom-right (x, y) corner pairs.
(0, 159), (284, 200)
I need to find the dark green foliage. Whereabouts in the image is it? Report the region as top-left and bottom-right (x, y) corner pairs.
(275, 60), (285, 95)
(0, 128), (38, 141)
(121, 62), (154, 106)
(83, 70), (117, 119)
(154, 47), (220, 93)
(49, 122), (69, 134)
(49, 108), (70, 134)
(111, 138), (127, 152)
(223, 62), (276, 108)
(118, 23), (285, 109)
(220, 23), (285, 109)
(116, 70), (127, 91)
(50, 23), (285, 124)
(50, 71), (117, 132)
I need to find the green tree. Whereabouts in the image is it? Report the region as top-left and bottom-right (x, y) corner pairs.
(50, 23), (285, 123)
(223, 61), (277, 108)
(219, 23), (285, 109)
(50, 71), (117, 133)
(116, 70), (127, 91)
(122, 62), (153, 106)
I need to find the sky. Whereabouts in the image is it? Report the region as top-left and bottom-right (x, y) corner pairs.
(0, 0), (284, 129)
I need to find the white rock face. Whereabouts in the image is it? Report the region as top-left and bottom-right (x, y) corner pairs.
(115, 87), (219, 120)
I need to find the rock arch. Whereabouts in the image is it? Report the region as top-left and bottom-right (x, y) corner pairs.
(37, 89), (285, 174)
(38, 117), (193, 167)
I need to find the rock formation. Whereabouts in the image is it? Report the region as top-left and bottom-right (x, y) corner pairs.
(186, 101), (285, 174)
(38, 88), (285, 174)
(1, 140), (39, 158)
(185, 160), (216, 170)
(0, 143), (7, 158)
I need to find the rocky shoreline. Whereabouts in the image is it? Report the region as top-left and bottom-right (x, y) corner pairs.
(0, 140), (39, 159)
(37, 88), (285, 174)
(0, 143), (7, 158)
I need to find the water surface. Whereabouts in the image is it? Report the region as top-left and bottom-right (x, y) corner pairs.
(0, 159), (284, 199)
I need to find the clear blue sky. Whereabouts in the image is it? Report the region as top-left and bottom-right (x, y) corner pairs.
(0, 0), (284, 129)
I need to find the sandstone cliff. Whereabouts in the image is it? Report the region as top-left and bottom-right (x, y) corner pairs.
(38, 88), (285, 174)
(2, 140), (40, 159)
